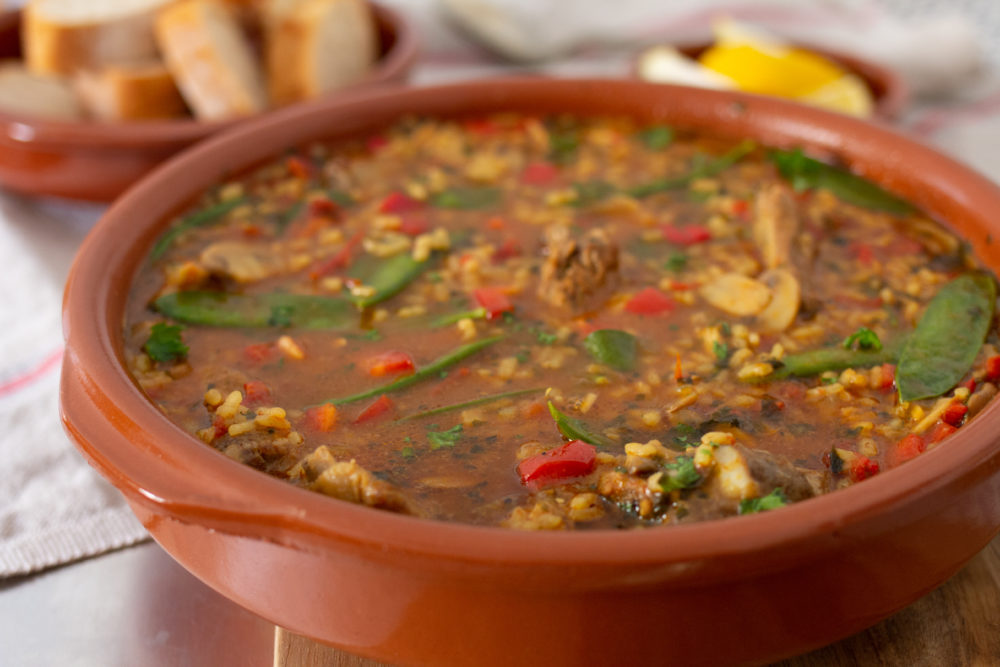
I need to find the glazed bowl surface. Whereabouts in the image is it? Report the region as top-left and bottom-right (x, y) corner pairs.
(61, 78), (1000, 667)
(0, 3), (417, 202)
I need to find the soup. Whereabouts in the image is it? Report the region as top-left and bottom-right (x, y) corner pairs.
(124, 114), (999, 530)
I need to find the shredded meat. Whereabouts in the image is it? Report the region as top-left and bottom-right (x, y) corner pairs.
(289, 446), (416, 515)
(537, 226), (619, 309)
(736, 445), (816, 502)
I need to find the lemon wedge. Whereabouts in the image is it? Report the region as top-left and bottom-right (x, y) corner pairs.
(798, 73), (874, 117)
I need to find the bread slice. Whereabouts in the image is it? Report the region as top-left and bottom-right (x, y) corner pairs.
(74, 61), (188, 121)
(0, 61), (82, 119)
(155, 0), (267, 120)
(264, 0), (377, 107)
(23, 0), (175, 76)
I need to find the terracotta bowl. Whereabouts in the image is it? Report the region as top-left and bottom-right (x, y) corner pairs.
(0, 3), (417, 202)
(636, 42), (907, 121)
(61, 79), (1000, 666)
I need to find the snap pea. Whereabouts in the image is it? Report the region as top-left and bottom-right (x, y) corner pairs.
(770, 148), (914, 215)
(154, 291), (353, 329)
(150, 196), (248, 259)
(627, 140), (756, 199)
(897, 272), (996, 402)
(430, 187), (501, 210)
(350, 254), (429, 308)
(399, 387), (545, 421)
(547, 401), (614, 447)
(583, 329), (638, 372)
(324, 335), (504, 406)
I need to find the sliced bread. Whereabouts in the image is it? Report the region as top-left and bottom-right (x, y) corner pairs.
(155, 0), (267, 120)
(0, 61), (82, 119)
(74, 61), (188, 121)
(264, 0), (377, 107)
(23, 0), (175, 76)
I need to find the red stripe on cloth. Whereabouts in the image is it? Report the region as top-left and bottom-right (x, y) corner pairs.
(0, 347), (64, 398)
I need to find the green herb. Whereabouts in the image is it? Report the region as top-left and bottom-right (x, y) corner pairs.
(150, 196), (248, 259)
(427, 272), (443, 283)
(154, 291), (353, 329)
(400, 446), (416, 459)
(739, 488), (789, 514)
(897, 272), (996, 402)
(144, 323), (188, 362)
(821, 375), (838, 385)
(843, 327), (882, 351)
(753, 336), (906, 382)
(712, 340), (730, 364)
(658, 456), (702, 493)
(515, 350), (530, 363)
(274, 200), (304, 235)
(433, 308), (488, 328)
(665, 251), (688, 273)
(549, 130), (579, 164)
(571, 181), (616, 207)
(349, 254), (429, 308)
(430, 187), (501, 210)
(327, 189), (355, 207)
(584, 329), (638, 372)
(400, 387), (545, 421)
(536, 329), (559, 345)
(362, 329), (382, 341)
(427, 424), (463, 449)
(769, 148), (914, 215)
(670, 423), (700, 449)
(547, 401), (614, 447)
(637, 125), (674, 150)
(324, 335), (504, 405)
(627, 140), (755, 199)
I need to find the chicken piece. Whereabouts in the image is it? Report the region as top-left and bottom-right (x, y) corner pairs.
(755, 268), (801, 333)
(200, 241), (286, 283)
(289, 446), (416, 514)
(753, 184), (799, 270)
(700, 273), (772, 316)
(598, 470), (663, 519)
(537, 226), (619, 309)
(708, 444), (815, 502)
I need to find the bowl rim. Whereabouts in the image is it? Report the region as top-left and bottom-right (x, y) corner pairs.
(0, 1), (419, 148)
(62, 77), (1000, 574)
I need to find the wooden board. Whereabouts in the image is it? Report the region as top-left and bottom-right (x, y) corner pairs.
(275, 535), (1000, 666)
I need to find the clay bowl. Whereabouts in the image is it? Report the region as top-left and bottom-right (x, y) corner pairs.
(0, 3), (417, 202)
(61, 79), (1000, 666)
(636, 41), (907, 121)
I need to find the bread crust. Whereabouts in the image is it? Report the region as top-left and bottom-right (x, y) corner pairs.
(74, 61), (188, 121)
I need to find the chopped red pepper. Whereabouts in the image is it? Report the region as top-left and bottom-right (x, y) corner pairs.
(985, 355), (1000, 382)
(517, 440), (597, 485)
(462, 117), (498, 135)
(492, 238), (522, 263)
(486, 216), (505, 231)
(241, 224), (262, 238)
(850, 242), (875, 265)
(367, 350), (415, 377)
(521, 162), (559, 185)
(399, 214), (429, 236)
(309, 230), (365, 279)
(930, 422), (958, 444)
(874, 363), (895, 390)
(473, 287), (514, 319)
(304, 403), (338, 432)
(355, 395), (394, 424)
(243, 342), (275, 363)
(673, 354), (683, 382)
(961, 377), (977, 393)
(366, 134), (388, 152)
(662, 224), (711, 246)
(308, 197), (340, 218)
(893, 433), (926, 465)
(849, 455), (880, 482)
(243, 380), (271, 406)
(211, 414), (228, 439)
(286, 156), (311, 180)
(378, 191), (422, 214)
(942, 403), (968, 427)
(625, 287), (675, 315)
(731, 199), (749, 220)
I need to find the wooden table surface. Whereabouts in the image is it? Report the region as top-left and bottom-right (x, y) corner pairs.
(274, 534), (999, 666)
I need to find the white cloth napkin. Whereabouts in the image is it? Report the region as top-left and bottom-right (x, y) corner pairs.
(2, 0), (1000, 578)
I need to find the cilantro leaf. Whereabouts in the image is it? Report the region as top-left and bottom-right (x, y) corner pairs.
(843, 327), (882, 351)
(637, 125), (674, 150)
(144, 323), (189, 362)
(739, 487), (789, 514)
(658, 456), (702, 493)
(664, 251), (687, 274)
(713, 340), (730, 365)
(428, 424), (463, 450)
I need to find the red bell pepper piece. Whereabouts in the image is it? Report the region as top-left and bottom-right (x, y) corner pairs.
(625, 287), (675, 315)
(874, 363), (895, 390)
(893, 433), (926, 464)
(985, 355), (1000, 382)
(355, 395), (394, 423)
(243, 381), (272, 406)
(521, 162), (559, 185)
(366, 134), (388, 152)
(304, 404), (338, 432)
(243, 342), (275, 363)
(379, 191), (422, 214)
(942, 403), (968, 427)
(961, 377), (977, 393)
(929, 422), (958, 444)
(849, 455), (880, 482)
(492, 238), (522, 263)
(731, 199), (749, 220)
(309, 230), (365, 279)
(473, 287), (514, 319)
(308, 197), (340, 218)
(399, 215), (429, 236)
(850, 242), (875, 265)
(662, 224), (711, 246)
(286, 156), (311, 180)
(517, 440), (597, 485)
(367, 350), (415, 377)
(462, 117), (498, 135)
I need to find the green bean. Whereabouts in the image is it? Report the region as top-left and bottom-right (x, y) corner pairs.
(150, 197), (248, 259)
(350, 254), (429, 308)
(897, 272), (996, 402)
(154, 291), (353, 329)
(430, 187), (501, 210)
(769, 148), (914, 215)
(547, 401), (614, 447)
(399, 387), (545, 421)
(325, 335), (504, 405)
(627, 140), (755, 198)
(583, 329), (638, 372)
(766, 339), (903, 381)
(432, 308), (487, 328)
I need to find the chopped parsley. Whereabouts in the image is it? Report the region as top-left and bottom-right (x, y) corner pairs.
(144, 323), (188, 362)
(670, 423), (700, 449)
(549, 130), (579, 164)
(658, 456), (702, 493)
(428, 424), (463, 450)
(843, 327), (882, 351)
(536, 329), (559, 345)
(739, 487), (789, 514)
(664, 251), (688, 273)
(637, 125), (674, 150)
(400, 446), (416, 459)
(712, 340), (730, 364)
